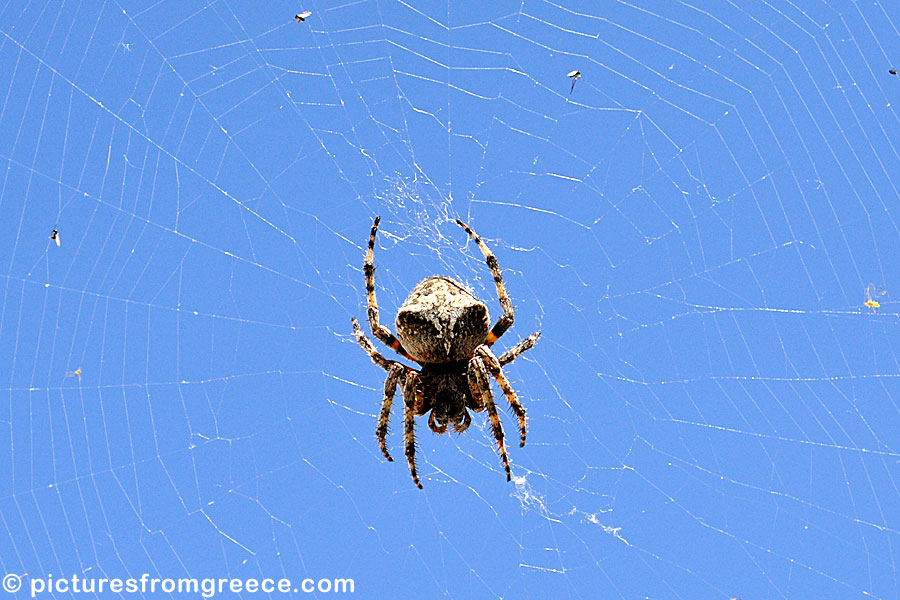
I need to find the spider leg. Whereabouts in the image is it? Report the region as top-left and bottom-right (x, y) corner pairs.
(469, 356), (512, 481)
(376, 364), (405, 462)
(403, 371), (424, 489)
(476, 345), (527, 447)
(353, 319), (417, 464)
(352, 318), (394, 371)
(456, 219), (514, 346)
(364, 217), (415, 361)
(467, 368), (485, 412)
(498, 331), (541, 367)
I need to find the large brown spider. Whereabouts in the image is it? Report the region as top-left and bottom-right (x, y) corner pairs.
(352, 217), (540, 488)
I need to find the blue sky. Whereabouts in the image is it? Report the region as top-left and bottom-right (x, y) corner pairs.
(2, 1), (900, 598)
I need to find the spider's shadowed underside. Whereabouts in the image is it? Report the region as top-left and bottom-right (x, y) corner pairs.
(351, 217), (540, 488)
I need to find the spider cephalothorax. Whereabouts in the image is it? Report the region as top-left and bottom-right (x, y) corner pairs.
(352, 217), (540, 488)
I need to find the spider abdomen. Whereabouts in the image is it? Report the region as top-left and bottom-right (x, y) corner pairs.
(396, 276), (490, 363)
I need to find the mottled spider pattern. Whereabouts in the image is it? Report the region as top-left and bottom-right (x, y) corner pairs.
(351, 217), (540, 488)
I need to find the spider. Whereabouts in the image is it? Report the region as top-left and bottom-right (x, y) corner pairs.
(351, 217), (540, 488)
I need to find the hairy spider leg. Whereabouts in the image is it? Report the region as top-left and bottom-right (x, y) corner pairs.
(470, 357), (512, 481)
(403, 371), (423, 488)
(498, 331), (541, 367)
(467, 368), (485, 412)
(377, 364), (405, 461)
(352, 317), (394, 371)
(364, 217), (415, 361)
(352, 318), (413, 462)
(455, 219), (515, 346)
(476, 345), (527, 447)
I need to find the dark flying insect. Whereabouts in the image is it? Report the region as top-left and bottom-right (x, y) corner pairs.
(567, 70), (581, 94)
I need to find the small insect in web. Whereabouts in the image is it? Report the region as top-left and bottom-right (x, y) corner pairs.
(65, 368), (82, 382)
(864, 283), (886, 313)
(295, 11), (312, 23)
(567, 70), (581, 94)
(891, 69), (898, 76)
(50, 229), (60, 247)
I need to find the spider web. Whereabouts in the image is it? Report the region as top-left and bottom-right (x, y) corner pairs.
(1, 0), (899, 598)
